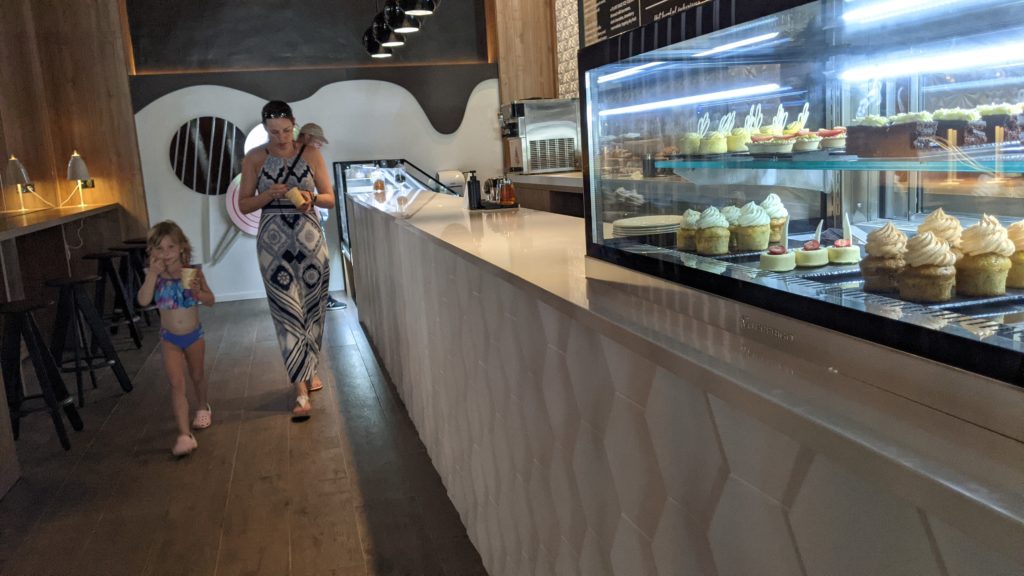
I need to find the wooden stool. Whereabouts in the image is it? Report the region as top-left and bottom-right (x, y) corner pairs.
(1, 299), (84, 451)
(47, 275), (134, 406)
(110, 244), (154, 327)
(82, 252), (142, 349)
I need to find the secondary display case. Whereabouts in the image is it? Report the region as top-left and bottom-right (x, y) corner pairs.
(580, 0), (1024, 385)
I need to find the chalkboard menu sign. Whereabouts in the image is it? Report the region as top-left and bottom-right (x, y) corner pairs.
(582, 0), (713, 46)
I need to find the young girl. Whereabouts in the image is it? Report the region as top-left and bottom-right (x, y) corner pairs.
(137, 221), (216, 456)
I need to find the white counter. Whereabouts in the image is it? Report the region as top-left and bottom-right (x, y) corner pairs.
(349, 190), (1024, 575)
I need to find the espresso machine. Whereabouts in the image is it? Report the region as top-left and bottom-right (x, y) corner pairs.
(499, 98), (581, 174)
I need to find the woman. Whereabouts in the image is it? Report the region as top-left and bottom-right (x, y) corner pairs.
(238, 100), (336, 421)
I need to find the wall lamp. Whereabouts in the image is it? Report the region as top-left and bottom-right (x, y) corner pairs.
(65, 150), (94, 207)
(3, 155), (35, 213)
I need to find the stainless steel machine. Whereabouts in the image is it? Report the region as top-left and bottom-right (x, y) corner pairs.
(499, 98), (580, 174)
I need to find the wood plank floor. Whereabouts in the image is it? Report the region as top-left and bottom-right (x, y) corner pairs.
(0, 297), (487, 576)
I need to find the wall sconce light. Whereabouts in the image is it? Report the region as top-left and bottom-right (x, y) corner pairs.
(399, 0), (436, 16)
(3, 155), (35, 213)
(65, 150), (94, 207)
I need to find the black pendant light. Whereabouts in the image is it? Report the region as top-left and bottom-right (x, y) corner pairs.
(384, 0), (421, 33)
(363, 27), (393, 58)
(372, 12), (406, 47)
(398, 0), (436, 16)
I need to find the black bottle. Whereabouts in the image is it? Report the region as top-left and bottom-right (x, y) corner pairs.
(466, 170), (482, 210)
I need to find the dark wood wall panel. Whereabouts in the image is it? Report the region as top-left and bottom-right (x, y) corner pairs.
(30, 0), (148, 236)
(0, 0), (61, 212)
(0, 0), (147, 236)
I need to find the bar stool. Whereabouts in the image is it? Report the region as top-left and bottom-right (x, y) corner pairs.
(1, 298), (84, 451)
(83, 252), (142, 349)
(47, 275), (134, 406)
(110, 244), (154, 327)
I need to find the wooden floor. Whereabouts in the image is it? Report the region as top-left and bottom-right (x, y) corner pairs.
(0, 297), (487, 576)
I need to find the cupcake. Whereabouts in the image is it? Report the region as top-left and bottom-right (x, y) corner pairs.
(734, 202), (771, 251)
(726, 128), (751, 152)
(956, 214), (1014, 296)
(918, 207), (963, 260)
(760, 245), (796, 272)
(676, 209), (701, 251)
(679, 133), (701, 156)
(699, 131), (728, 155)
(696, 207), (730, 256)
(899, 232), (957, 303)
(721, 205), (742, 251)
(1006, 220), (1024, 288)
(760, 193), (789, 244)
(860, 222), (908, 293)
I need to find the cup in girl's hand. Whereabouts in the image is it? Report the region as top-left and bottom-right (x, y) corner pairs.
(285, 187), (307, 208)
(180, 267), (198, 288)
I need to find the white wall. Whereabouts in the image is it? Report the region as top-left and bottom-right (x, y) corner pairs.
(135, 78), (502, 301)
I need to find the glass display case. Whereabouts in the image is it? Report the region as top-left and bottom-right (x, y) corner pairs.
(580, 0), (1024, 385)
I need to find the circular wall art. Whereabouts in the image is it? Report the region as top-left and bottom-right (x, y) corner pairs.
(169, 116), (246, 196)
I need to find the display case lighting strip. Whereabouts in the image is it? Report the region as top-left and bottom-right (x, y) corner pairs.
(692, 32), (780, 57)
(840, 43), (1024, 81)
(596, 62), (665, 83)
(842, 0), (985, 23)
(598, 83), (782, 116)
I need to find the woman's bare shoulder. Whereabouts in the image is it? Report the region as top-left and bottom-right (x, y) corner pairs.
(243, 146), (269, 165)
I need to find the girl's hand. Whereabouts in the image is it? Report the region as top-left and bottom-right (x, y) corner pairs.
(190, 269), (204, 291)
(148, 254), (166, 275)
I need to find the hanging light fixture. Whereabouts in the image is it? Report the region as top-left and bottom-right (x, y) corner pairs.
(398, 0), (437, 16)
(384, 0), (421, 33)
(372, 12), (406, 47)
(363, 27), (393, 58)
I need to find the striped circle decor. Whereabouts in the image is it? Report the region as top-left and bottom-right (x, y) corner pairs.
(169, 117), (246, 196)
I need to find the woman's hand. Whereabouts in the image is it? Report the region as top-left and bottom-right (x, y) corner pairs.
(267, 183), (289, 200)
(298, 190), (315, 213)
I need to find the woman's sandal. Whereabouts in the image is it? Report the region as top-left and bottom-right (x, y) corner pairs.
(307, 377), (323, 392)
(172, 433), (198, 457)
(291, 395), (312, 422)
(192, 404), (212, 429)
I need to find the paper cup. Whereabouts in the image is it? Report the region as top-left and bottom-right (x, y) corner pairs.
(180, 267), (198, 288)
(285, 187), (307, 208)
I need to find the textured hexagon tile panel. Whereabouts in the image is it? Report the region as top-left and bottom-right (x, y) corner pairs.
(349, 201), (1023, 576)
(790, 455), (943, 576)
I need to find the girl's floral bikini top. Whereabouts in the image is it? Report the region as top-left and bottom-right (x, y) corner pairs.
(154, 275), (198, 310)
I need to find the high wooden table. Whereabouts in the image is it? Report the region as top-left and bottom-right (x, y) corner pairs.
(0, 203), (121, 499)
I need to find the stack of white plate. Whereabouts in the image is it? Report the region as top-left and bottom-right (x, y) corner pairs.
(611, 215), (683, 238)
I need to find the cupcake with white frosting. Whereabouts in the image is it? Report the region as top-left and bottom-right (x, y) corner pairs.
(860, 222), (908, 293)
(734, 202), (771, 251)
(696, 207), (730, 256)
(918, 207), (963, 260)
(956, 214), (1014, 296)
(1006, 220), (1024, 288)
(899, 232), (957, 302)
(676, 209), (701, 251)
(760, 193), (789, 244)
(721, 205), (742, 251)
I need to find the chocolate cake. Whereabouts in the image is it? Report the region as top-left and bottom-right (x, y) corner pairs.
(935, 120), (987, 147)
(847, 121), (937, 158)
(980, 114), (1021, 143)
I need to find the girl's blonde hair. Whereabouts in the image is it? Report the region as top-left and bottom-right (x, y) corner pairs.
(146, 220), (193, 265)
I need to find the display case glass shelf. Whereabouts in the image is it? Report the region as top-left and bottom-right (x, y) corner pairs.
(580, 0), (1024, 385)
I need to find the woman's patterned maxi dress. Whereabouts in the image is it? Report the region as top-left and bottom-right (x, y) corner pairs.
(255, 146), (329, 384)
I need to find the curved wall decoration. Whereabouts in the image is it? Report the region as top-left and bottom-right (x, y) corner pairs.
(169, 116), (246, 196)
